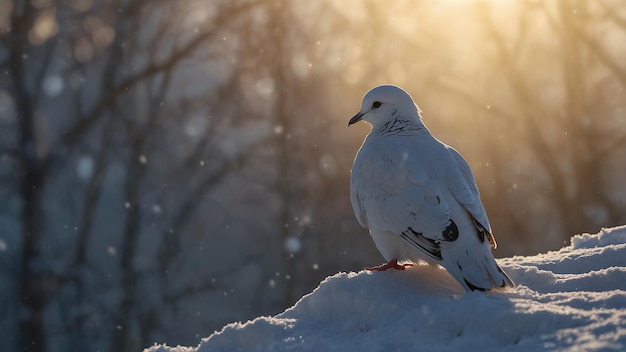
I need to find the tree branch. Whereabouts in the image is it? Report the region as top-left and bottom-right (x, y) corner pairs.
(62, 1), (262, 148)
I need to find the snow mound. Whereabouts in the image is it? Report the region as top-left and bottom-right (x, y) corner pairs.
(147, 225), (626, 352)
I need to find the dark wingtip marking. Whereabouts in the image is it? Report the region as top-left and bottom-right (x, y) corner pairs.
(443, 220), (459, 241)
(401, 228), (442, 260)
(471, 217), (498, 249)
(464, 279), (487, 292)
(471, 218), (487, 243)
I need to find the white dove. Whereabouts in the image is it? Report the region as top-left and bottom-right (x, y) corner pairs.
(349, 85), (514, 292)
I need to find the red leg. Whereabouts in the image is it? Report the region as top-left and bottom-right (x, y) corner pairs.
(365, 258), (413, 271)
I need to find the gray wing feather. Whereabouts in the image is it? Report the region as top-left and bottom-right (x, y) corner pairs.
(447, 146), (497, 248)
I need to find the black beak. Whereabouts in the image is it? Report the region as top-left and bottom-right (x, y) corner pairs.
(348, 112), (364, 126)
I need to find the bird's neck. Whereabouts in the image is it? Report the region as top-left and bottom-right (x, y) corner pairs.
(373, 116), (429, 137)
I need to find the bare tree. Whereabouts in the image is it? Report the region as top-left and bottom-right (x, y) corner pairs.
(1, 0), (266, 350)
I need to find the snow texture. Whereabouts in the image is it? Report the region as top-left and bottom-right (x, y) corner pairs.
(146, 225), (626, 352)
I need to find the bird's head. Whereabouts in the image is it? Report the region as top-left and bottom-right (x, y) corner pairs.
(348, 85), (422, 128)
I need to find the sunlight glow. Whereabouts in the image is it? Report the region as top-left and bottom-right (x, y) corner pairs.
(29, 8), (58, 45)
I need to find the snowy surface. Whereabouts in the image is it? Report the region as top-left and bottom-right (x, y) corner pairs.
(146, 226), (626, 352)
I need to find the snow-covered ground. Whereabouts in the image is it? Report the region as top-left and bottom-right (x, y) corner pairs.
(147, 226), (626, 352)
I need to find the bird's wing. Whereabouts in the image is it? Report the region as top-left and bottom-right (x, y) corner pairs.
(446, 146), (497, 248)
(350, 140), (456, 245)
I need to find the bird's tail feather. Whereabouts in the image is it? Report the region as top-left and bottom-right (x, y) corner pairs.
(443, 245), (515, 292)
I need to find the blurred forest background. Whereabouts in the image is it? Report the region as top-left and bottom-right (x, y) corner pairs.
(1, 0), (626, 351)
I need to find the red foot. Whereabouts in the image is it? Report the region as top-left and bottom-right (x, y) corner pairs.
(365, 259), (413, 271)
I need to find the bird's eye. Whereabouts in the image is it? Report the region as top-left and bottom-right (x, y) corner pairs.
(372, 101), (382, 109)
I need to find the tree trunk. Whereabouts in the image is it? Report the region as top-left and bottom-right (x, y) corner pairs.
(11, 7), (48, 349)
